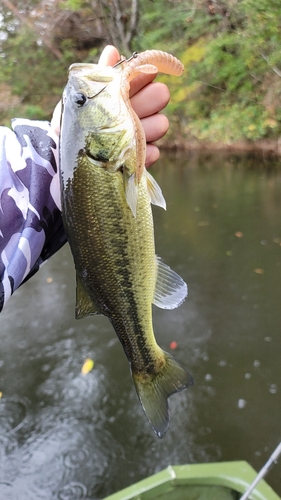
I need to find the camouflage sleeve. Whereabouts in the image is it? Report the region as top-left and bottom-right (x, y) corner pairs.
(0, 118), (67, 312)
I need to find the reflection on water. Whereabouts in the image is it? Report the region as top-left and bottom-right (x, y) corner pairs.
(0, 152), (281, 498)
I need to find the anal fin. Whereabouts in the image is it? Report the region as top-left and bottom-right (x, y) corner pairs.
(75, 273), (101, 319)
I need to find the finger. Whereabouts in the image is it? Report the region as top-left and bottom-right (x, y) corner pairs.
(98, 45), (120, 66)
(141, 113), (169, 143)
(131, 82), (170, 119)
(145, 144), (160, 168)
(129, 71), (158, 97)
(98, 50), (159, 98)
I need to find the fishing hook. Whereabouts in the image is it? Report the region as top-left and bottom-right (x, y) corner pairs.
(113, 52), (138, 68)
(88, 86), (108, 100)
(88, 52), (139, 99)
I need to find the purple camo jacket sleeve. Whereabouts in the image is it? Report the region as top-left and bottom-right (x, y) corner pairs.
(0, 118), (67, 312)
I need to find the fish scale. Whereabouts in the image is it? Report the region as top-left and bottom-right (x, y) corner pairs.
(60, 50), (193, 437)
(64, 158), (156, 357)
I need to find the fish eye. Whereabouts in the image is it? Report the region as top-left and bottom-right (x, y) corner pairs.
(73, 92), (87, 108)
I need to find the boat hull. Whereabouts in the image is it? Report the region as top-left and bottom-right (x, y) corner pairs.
(104, 461), (281, 500)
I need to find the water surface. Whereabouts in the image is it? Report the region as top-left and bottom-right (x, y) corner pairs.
(0, 152), (281, 499)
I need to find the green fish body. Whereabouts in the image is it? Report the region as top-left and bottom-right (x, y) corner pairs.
(60, 50), (193, 437)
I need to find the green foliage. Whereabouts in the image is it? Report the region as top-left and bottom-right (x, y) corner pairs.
(179, 0), (281, 143)
(61, 0), (86, 9)
(1, 0), (281, 144)
(136, 0), (218, 52)
(187, 103), (279, 142)
(0, 22), (76, 123)
(134, 0), (281, 144)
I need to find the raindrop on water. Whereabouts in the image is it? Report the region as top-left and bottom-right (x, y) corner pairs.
(21, 449), (48, 475)
(41, 364), (51, 373)
(269, 384), (277, 394)
(49, 424), (81, 442)
(0, 434), (18, 457)
(57, 482), (88, 500)
(237, 399), (247, 409)
(63, 448), (90, 470)
(0, 482), (14, 500)
(18, 340), (28, 349)
(0, 397), (29, 435)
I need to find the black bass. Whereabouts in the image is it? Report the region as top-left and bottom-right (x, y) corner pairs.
(59, 50), (193, 437)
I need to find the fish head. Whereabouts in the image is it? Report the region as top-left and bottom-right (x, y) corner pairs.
(60, 62), (136, 186)
(62, 63), (118, 131)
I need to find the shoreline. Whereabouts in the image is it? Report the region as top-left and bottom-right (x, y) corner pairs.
(160, 137), (281, 157)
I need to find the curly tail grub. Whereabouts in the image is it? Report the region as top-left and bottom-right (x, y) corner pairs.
(123, 50), (184, 81)
(120, 50), (184, 183)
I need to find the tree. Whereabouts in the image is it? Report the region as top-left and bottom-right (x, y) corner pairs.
(1, 0), (281, 144)
(1, 0), (62, 59)
(183, 0), (281, 142)
(63, 0), (139, 55)
(99, 0), (138, 55)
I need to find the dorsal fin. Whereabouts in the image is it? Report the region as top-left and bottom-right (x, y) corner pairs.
(153, 257), (188, 309)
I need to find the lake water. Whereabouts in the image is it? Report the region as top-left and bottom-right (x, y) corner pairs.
(1, 152), (281, 499)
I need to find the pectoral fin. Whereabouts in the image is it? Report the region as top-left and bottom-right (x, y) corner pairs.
(124, 170), (138, 217)
(146, 170), (166, 209)
(75, 273), (101, 319)
(153, 257), (188, 309)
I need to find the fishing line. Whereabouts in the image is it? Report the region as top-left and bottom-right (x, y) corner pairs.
(239, 442), (281, 500)
(191, 78), (259, 103)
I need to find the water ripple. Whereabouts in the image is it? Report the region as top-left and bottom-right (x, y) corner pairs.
(0, 397), (29, 435)
(0, 434), (18, 457)
(61, 373), (99, 403)
(20, 448), (49, 475)
(63, 448), (90, 470)
(13, 478), (51, 500)
(0, 482), (15, 500)
(57, 482), (88, 500)
(46, 422), (83, 442)
(38, 368), (102, 415)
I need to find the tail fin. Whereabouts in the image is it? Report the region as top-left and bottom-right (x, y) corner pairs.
(132, 351), (193, 438)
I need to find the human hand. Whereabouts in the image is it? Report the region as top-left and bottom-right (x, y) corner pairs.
(51, 45), (170, 167)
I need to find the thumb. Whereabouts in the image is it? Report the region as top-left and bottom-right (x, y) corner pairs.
(98, 45), (120, 66)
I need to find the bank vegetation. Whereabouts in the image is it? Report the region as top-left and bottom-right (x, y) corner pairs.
(1, 0), (281, 152)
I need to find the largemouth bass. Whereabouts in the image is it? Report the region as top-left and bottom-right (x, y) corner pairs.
(60, 50), (193, 437)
